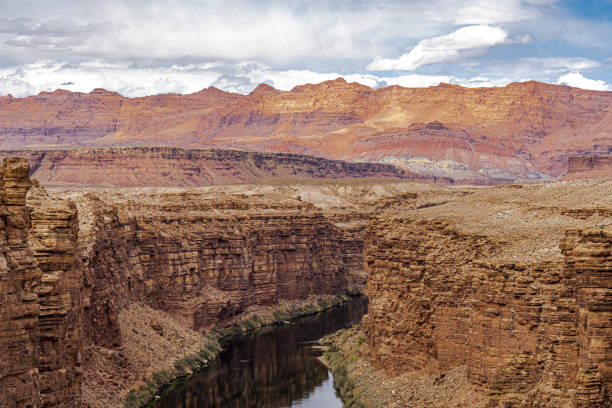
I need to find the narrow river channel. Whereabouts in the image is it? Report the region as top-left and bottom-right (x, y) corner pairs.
(150, 296), (368, 408)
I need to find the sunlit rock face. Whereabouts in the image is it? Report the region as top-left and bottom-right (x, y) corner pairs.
(0, 80), (610, 184)
(362, 181), (612, 407)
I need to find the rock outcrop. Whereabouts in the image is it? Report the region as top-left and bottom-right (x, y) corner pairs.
(0, 158), (82, 407)
(0, 80), (611, 183)
(565, 155), (612, 180)
(362, 181), (612, 407)
(0, 146), (439, 187)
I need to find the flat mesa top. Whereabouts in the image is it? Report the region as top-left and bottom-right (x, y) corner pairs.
(47, 177), (612, 264)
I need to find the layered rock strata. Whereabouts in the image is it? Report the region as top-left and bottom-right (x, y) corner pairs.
(362, 181), (612, 407)
(0, 80), (611, 183)
(565, 155), (612, 180)
(72, 190), (355, 347)
(0, 158), (82, 407)
(0, 146), (438, 187)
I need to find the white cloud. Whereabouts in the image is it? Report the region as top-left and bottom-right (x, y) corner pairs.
(382, 74), (453, 88)
(476, 57), (603, 83)
(556, 72), (611, 91)
(241, 67), (385, 92)
(0, 60), (222, 97)
(426, 0), (556, 24)
(0, 55), (609, 98)
(451, 0), (551, 24)
(455, 76), (515, 87)
(0, 59), (387, 97)
(367, 25), (509, 71)
(0, 0), (561, 69)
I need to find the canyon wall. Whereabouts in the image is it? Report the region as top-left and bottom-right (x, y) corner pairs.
(362, 182), (611, 407)
(0, 158), (82, 407)
(72, 189), (359, 348)
(0, 80), (610, 183)
(0, 147), (437, 187)
(563, 227), (612, 406)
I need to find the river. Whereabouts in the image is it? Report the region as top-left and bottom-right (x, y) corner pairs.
(150, 296), (368, 408)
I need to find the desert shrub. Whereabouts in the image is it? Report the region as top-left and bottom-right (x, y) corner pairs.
(151, 369), (173, 387)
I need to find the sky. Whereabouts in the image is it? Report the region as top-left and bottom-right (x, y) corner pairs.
(0, 0), (611, 97)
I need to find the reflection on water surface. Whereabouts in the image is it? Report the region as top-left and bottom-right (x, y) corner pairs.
(151, 296), (367, 408)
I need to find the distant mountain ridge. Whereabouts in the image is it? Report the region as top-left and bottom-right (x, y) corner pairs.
(0, 146), (442, 187)
(0, 79), (610, 183)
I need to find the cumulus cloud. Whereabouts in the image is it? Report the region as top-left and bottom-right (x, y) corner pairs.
(0, 0), (607, 97)
(1, 56), (609, 98)
(367, 25), (509, 71)
(557, 72), (611, 91)
(0, 59), (489, 97)
(0, 0), (560, 68)
(0, 17), (112, 51)
(0, 59), (385, 97)
(0, 60), (221, 97)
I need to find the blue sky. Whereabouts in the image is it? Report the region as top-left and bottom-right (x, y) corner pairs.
(0, 0), (610, 96)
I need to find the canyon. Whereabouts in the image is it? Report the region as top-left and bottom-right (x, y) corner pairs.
(0, 154), (610, 407)
(0, 157), (425, 407)
(0, 80), (610, 184)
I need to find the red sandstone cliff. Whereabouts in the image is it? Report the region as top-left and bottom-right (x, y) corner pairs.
(0, 80), (610, 183)
(361, 181), (612, 407)
(0, 158), (82, 407)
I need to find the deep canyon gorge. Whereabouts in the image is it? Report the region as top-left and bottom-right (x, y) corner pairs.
(0, 155), (609, 407)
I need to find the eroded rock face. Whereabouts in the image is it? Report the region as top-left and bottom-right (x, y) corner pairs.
(563, 227), (612, 407)
(0, 80), (610, 183)
(565, 155), (612, 180)
(362, 182), (612, 407)
(0, 157), (82, 407)
(72, 191), (356, 347)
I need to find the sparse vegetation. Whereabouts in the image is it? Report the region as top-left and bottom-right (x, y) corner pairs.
(322, 324), (369, 408)
(124, 293), (355, 407)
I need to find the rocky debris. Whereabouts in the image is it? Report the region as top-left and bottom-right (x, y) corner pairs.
(362, 180), (612, 407)
(0, 80), (610, 183)
(322, 325), (487, 408)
